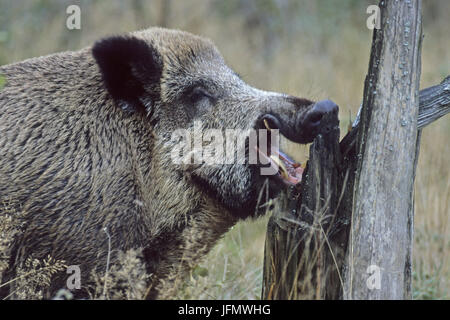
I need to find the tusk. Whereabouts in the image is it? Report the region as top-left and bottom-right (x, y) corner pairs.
(270, 155), (288, 179)
(263, 119), (271, 131)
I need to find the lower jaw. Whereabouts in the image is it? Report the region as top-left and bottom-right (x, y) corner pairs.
(256, 148), (304, 186)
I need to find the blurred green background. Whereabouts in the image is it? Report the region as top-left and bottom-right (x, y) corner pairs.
(0, 0), (448, 299)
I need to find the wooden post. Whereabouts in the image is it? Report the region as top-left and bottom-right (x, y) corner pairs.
(345, 0), (422, 299)
(262, 0), (450, 300)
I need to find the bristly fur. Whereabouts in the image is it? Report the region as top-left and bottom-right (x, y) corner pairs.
(0, 27), (317, 299)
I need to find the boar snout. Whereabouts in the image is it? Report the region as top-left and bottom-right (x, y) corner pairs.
(260, 99), (339, 144)
(299, 99), (339, 142)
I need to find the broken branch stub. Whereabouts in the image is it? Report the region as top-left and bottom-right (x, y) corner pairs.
(262, 109), (343, 299)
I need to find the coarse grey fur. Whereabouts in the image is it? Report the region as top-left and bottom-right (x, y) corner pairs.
(0, 27), (329, 299)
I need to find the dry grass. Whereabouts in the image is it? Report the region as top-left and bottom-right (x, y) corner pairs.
(0, 199), (22, 283)
(0, 0), (448, 299)
(88, 249), (150, 300)
(412, 121), (449, 299)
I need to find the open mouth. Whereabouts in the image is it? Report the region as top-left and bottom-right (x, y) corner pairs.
(256, 118), (305, 186)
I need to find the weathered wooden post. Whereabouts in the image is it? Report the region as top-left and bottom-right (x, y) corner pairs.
(262, 0), (450, 300)
(344, 0), (422, 299)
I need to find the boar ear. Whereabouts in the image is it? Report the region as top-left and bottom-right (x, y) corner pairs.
(92, 36), (163, 114)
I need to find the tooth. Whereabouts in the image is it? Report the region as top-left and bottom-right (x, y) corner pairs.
(270, 155), (288, 178)
(263, 119), (271, 131)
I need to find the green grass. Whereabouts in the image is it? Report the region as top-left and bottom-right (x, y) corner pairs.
(174, 217), (268, 300)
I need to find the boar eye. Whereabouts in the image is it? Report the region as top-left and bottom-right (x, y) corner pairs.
(189, 86), (213, 104)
